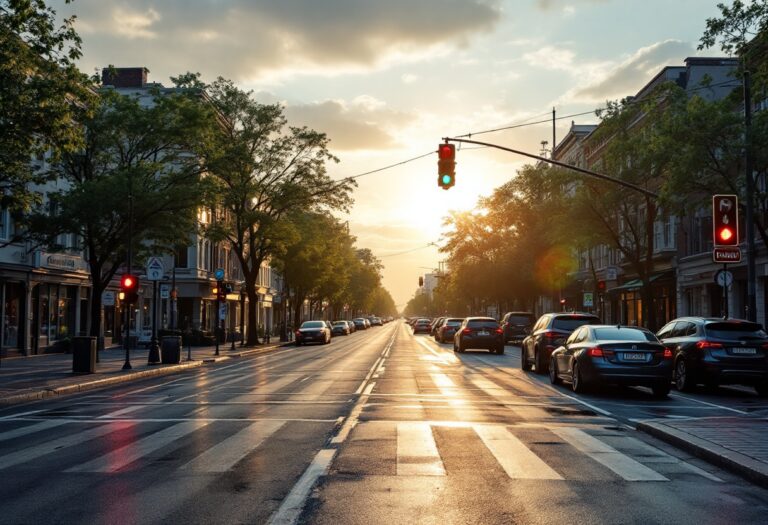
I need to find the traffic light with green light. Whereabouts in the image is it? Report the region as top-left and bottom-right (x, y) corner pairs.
(437, 143), (455, 190)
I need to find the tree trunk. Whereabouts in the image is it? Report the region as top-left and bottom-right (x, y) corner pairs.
(88, 261), (105, 338)
(642, 197), (658, 331)
(246, 275), (259, 346)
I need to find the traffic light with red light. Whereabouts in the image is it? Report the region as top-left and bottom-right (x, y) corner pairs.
(713, 194), (739, 247)
(120, 273), (139, 304)
(597, 280), (606, 293)
(437, 143), (455, 190)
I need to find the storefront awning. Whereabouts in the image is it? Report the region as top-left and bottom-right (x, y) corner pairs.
(607, 273), (667, 293)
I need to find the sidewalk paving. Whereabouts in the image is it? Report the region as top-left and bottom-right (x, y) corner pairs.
(637, 416), (768, 488)
(0, 339), (288, 406)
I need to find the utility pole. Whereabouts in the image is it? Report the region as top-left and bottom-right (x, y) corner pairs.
(743, 68), (757, 322)
(552, 107), (556, 159)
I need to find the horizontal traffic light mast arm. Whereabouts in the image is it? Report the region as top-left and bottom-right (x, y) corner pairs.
(443, 137), (659, 199)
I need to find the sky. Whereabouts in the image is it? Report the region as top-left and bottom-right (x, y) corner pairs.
(53, 0), (726, 309)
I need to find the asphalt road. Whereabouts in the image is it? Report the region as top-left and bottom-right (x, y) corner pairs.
(1, 321), (767, 524)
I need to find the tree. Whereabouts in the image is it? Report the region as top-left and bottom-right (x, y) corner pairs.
(199, 77), (355, 344)
(0, 0), (94, 213)
(25, 86), (211, 337)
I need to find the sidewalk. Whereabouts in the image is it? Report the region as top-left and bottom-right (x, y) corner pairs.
(638, 417), (768, 488)
(0, 339), (288, 406)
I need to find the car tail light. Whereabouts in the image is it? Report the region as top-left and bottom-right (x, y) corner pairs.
(696, 340), (723, 349)
(588, 347), (604, 357)
(542, 331), (559, 339)
(462, 328), (472, 335)
(495, 328), (504, 334)
(663, 348), (673, 359)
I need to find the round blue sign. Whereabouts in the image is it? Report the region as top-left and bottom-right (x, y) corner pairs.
(214, 268), (225, 280)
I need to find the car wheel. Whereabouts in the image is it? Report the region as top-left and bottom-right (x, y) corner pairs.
(549, 358), (561, 385)
(674, 358), (695, 392)
(521, 347), (532, 371)
(534, 347), (548, 375)
(496, 346), (505, 355)
(453, 343), (457, 353)
(572, 362), (587, 393)
(755, 382), (768, 397)
(295, 341), (302, 346)
(652, 383), (671, 398)
(457, 341), (465, 353)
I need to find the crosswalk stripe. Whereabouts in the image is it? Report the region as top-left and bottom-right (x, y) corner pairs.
(0, 420), (68, 442)
(179, 420), (285, 472)
(551, 427), (669, 481)
(474, 425), (563, 480)
(0, 422), (129, 470)
(98, 405), (146, 419)
(397, 422), (445, 476)
(66, 420), (211, 473)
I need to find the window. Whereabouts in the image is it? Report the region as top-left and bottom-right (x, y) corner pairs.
(0, 208), (8, 240)
(175, 245), (189, 268)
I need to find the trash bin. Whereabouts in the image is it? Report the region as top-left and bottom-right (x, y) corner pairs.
(72, 336), (97, 374)
(161, 336), (182, 364)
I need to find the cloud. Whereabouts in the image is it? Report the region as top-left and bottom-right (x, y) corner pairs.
(569, 39), (694, 102)
(535, 0), (608, 10)
(285, 97), (415, 151)
(523, 46), (577, 71)
(62, 0), (502, 83)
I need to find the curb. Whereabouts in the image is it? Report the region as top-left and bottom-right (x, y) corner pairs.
(637, 420), (768, 488)
(0, 342), (290, 406)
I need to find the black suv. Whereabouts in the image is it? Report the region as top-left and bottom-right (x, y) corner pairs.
(500, 312), (535, 343)
(656, 317), (768, 395)
(521, 313), (601, 374)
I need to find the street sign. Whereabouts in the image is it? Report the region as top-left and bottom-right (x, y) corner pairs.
(160, 284), (170, 299)
(102, 291), (115, 306)
(715, 269), (734, 288)
(146, 257), (165, 281)
(219, 303), (227, 321)
(583, 292), (594, 307)
(713, 246), (741, 263)
(214, 268), (225, 280)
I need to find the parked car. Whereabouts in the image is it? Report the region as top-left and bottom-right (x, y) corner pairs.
(656, 317), (768, 395)
(453, 317), (504, 354)
(500, 312), (536, 343)
(369, 316), (383, 326)
(412, 318), (432, 334)
(430, 317), (446, 336)
(435, 318), (463, 343)
(549, 325), (673, 398)
(352, 318), (368, 330)
(295, 320), (332, 346)
(521, 313), (601, 374)
(331, 321), (351, 336)
(344, 320), (356, 333)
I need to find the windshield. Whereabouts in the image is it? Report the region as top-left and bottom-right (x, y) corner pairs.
(593, 327), (658, 342)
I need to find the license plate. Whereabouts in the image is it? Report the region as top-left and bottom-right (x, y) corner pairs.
(623, 352), (646, 361)
(478, 331), (489, 336)
(731, 347), (757, 355)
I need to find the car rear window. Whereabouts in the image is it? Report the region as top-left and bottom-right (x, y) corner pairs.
(552, 317), (600, 331)
(593, 327), (657, 342)
(508, 315), (534, 324)
(302, 321), (325, 328)
(446, 320), (462, 327)
(467, 320), (499, 328)
(705, 323), (768, 340)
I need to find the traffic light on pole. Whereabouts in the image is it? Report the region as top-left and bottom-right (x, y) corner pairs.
(120, 273), (139, 304)
(437, 143), (455, 190)
(713, 194), (739, 247)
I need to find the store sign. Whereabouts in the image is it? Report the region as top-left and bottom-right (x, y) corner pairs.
(44, 254), (79, 270)
(583, 292), (594, 308)
(102, 291), (115, 306)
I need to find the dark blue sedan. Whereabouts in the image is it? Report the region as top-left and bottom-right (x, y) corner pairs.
(549, 325), (673, 398)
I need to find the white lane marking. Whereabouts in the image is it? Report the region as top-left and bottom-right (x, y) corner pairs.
(414, 337), (458, 363)
(474, 425), (562, 480)
(430, 373), (455, 388)
(355, 357), (381, 395)
(180, 420), (285, 472)
(0, 420), (68, 441)
(267, 448), (336, 525)
(397, 423), (445, 476)
(553, 391), (613, 417)
(669, 393), (749, 415)
(97, 405), (146, 419)
(552, 427), (668, 481)
(0, 421), (129, 470)
(619, 435), (723, 482)
(0, 409), (44, 420)
(66, 420), (211, 472)
(363, 382), (375, 396)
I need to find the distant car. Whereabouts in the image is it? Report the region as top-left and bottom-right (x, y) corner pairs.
(344, 320), (356, 333)
(435, 318), (463, 343)
(332, 321), (351, 336)
(453, 317), (504, 354)
(656, 317), (768, 395)
(500, 312), (536, 343)
(521, 313), (601, 374)
(353, 318), (368, 330)
(412, 318), (432, 334)
(549, 325), (673, 398)
(370, 316), (383, 326)
(295, 320), (332, 346)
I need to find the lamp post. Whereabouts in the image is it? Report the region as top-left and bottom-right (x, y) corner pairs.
(122, 172), (134, 370)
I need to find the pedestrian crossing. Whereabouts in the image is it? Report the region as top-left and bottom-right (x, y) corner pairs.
(0, 416), (721, 484)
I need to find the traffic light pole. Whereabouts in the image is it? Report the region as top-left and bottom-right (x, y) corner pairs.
(122, 175), (134, 370)
(148, 280), (160, 365)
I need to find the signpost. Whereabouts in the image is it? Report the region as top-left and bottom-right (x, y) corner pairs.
(145, 257), (164, 364)
(583, 292), (594, 308)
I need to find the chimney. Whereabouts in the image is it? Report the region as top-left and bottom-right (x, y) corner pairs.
(101, 67), (148, 88)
